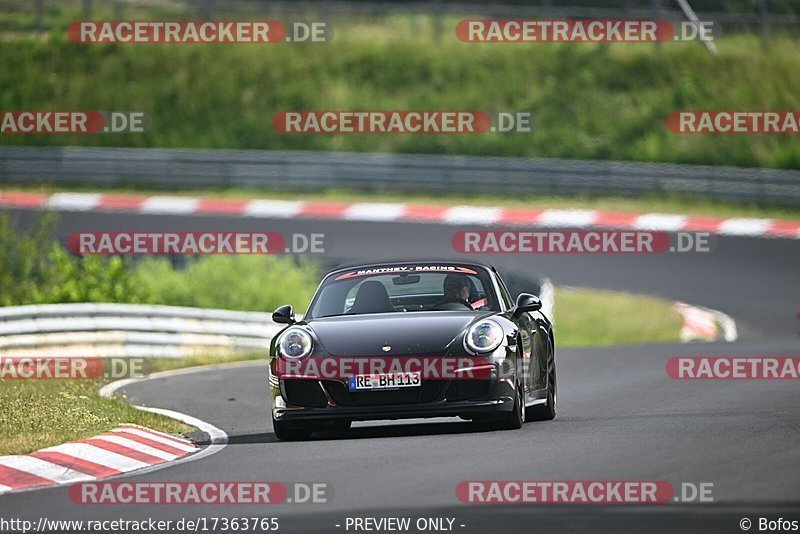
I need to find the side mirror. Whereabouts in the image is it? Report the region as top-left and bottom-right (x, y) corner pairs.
(513, 293), (541, 317)
(272, 304), (296, 325)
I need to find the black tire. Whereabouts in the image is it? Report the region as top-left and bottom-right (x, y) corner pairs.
(494, 381), (525, 430)
(272, 414), (313, 441)
(527, 343), (557, 422)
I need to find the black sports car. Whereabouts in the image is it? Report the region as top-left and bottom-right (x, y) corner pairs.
(268, 260), (556, 440)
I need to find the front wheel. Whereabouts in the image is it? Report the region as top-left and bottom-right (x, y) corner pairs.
(527, 347), (556, 422)
(493, 381), (525, 430)
(272, 413), (313, 441)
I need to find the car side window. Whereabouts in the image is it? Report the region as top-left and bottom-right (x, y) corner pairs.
(495, 274), (514, 310)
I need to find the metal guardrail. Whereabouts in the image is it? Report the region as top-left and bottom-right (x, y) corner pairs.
(1, 146), (799, 206)
(0, 303), (281, 358)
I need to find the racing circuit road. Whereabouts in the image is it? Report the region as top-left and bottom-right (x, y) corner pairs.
(0, 207), (799, 533)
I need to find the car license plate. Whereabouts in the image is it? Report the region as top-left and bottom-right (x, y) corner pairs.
(348, 372), (421, 391)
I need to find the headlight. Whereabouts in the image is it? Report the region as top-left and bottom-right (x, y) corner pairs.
(464, 320), (504, 354)
(278, 328), (313, 359)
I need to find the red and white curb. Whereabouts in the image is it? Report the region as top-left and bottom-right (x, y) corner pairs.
(1, 191), (799, 239)
(673, 302), (738, 342)
(0, 424), (196, 495)
(0, 364), (236, 496)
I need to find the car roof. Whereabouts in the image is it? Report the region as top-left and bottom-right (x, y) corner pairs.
(327, 258), (496, 275)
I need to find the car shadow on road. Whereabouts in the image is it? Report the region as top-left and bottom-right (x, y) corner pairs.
(223, 419), (494, 445)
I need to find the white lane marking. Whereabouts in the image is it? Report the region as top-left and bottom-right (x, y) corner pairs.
(98, 360), (262, 399)
(634, 213), (687, 231)
(243, 200), (302, 218)
(41, 442), (149, 472)
(118, 406), (228, 479)
(0, 483), (13, 494)
(90, 435), (178, 461)
(0, 456), (95, 484)
(718, 218), (772, 236)
(45, 193), (102, 211)
(112, 428), (196, 452)
(538, 209), (597, 228)
(97, 363), (240, 479)
(345, 203), (405, 221)
(139, 196), (199, 214)
(711, 308), (739, 342)
(442, 206), (501, 225)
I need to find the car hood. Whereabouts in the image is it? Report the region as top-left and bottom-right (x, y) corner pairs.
(307, 312), (486, 357)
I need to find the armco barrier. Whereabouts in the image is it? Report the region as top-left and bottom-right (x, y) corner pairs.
(0, 303), (281, 358)
(1, 146), (799, 206)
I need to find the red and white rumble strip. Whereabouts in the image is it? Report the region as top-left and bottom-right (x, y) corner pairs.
(0, 191), (798, 239)
(673, 302), (738, 342)
(0, 424), (196, 495)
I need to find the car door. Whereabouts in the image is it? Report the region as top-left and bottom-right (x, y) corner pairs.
(494, 271), (537, 397)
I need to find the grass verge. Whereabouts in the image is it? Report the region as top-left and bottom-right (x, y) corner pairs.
(0, 352), (264, 456)
(1, 17), (799, 169)
(0, 378), (190, 456)
(554, 287), (683, 346)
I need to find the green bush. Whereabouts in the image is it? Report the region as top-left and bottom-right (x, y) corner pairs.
(1, 18), (799, 168)
(132, 255), (318, 312)
(0, 212), (148, 305)
(0, 212), (318, 311)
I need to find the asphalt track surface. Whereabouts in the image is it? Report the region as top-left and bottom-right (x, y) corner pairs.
(1, 207), (799, 533)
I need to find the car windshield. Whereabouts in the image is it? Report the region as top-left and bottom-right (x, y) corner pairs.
(306, 265), (500, 319)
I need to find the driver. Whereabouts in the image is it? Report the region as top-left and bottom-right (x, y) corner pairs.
(432, 274), (472, 309)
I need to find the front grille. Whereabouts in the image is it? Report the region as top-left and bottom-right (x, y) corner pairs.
(446, 380), (492, 402)
(283, 379), (328, 408)
(323, 380), (352, 406)
(420, 380), (447, 402)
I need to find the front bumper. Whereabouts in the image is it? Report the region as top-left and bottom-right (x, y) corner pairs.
(272, 378), (516, 422)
